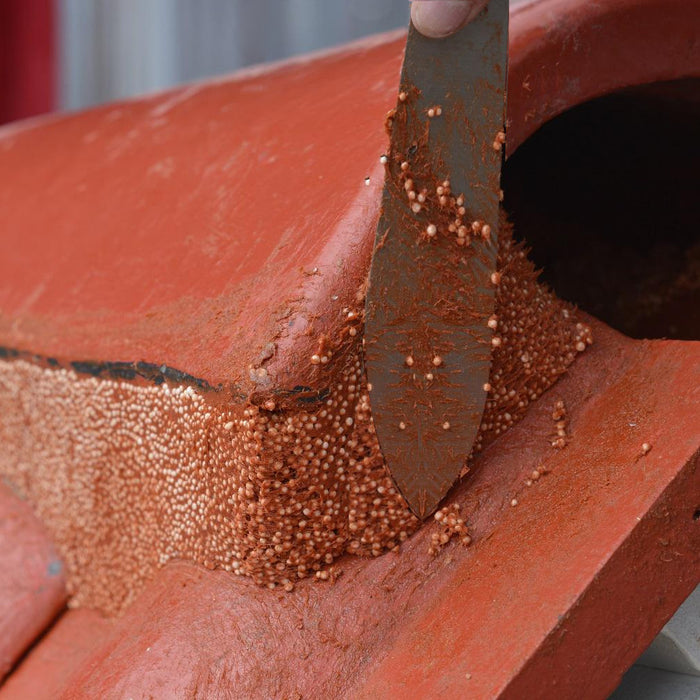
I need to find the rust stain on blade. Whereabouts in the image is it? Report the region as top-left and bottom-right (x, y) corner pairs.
(364, 0), (509, 518)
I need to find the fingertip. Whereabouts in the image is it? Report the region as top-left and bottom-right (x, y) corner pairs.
(411, 1), (486, 39)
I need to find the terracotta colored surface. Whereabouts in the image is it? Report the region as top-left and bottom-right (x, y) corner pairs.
(0, 0), (697, 392)
(1, 322), (697, 699)
(357, 330), (700, 699)
(0, 484), (65, 682)
(0, 609), (109, 700)
(0, 0), (698, 697)
(506, 0), (700, 148)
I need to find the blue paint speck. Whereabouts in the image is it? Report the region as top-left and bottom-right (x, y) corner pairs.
(47, 559), (62, 576)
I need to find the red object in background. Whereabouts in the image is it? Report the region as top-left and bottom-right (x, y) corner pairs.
(0, 0), (55, 125)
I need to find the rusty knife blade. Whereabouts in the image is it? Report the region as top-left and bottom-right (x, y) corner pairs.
(364, 0), (508, 519)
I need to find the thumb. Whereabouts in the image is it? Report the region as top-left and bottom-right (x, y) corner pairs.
(410, 0), (489, 38)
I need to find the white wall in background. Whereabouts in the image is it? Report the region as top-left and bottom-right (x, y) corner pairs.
(58, 0), (409, 111)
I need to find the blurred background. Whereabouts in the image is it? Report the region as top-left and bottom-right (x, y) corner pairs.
(0, 0), (409, 125)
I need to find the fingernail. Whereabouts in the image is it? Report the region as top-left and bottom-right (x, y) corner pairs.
(411, 1), (482, 38)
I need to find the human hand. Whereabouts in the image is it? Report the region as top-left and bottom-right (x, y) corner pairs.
(410, 0), (490, 38)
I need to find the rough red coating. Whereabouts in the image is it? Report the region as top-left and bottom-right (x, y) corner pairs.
(0, 224), (590, 615)
(0, 484), (66, 680)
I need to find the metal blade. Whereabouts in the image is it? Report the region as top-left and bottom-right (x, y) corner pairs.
(364, 0), (509, 519)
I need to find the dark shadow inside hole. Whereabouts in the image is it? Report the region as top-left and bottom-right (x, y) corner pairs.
(503, 79), (700, 340)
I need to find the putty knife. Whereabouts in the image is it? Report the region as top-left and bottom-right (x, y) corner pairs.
(364, 0), (509, 518)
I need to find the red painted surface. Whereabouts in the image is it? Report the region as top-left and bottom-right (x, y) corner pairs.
(0, 0), (698, 697)
(0, 609), (108, 699)
(0, 0), (697, 391)
(358, 329), (699, 699)
(0, 485), (66, 682)
(1, 323), (698, 699)
(0, 0), (55, 125)
(507, 0), (700, 148)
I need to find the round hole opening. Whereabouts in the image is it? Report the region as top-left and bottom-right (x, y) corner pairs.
(503, 78), (700, 340)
